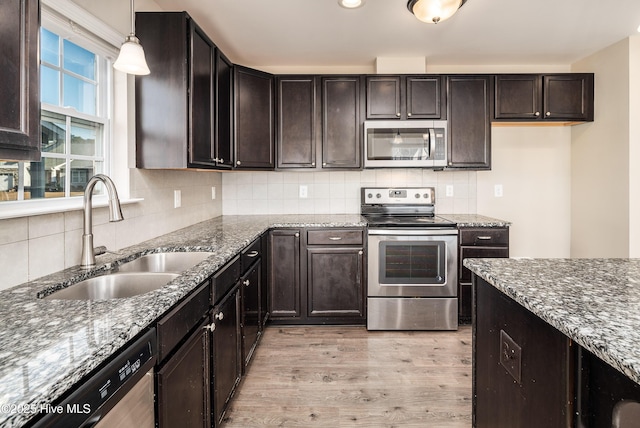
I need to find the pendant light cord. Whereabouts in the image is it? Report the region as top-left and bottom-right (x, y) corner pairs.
(130, 0), (135, 36)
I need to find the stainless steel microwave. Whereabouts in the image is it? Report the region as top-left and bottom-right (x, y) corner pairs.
(364, 120), (448, 168)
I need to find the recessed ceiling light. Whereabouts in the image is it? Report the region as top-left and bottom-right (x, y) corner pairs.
(338, 0), (365, 9)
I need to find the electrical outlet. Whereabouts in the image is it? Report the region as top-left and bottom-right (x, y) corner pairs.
(211, 186), (216, 200)
(174, 190), (181, 208)
(299, 185), (308, 198)
(445, 185), (454, 197)
(494, 184), (503, 198)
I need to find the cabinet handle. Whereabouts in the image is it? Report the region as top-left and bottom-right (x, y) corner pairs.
(203, 323), (216, 332)
(328, 237), (342, 241)
(534, 112), (540, 117)
(476, 236), (493, 241)
(545, 112), (551, 117)
(243, 279), (250, 286)
(236, 160), (242, 166)
(246, 250), (259, 258)
(215, 312), (224, 321)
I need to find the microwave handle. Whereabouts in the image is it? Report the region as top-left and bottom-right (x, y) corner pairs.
(429, 129), (436, 159)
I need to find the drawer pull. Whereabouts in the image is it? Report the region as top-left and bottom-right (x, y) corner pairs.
(476, 236), (493, 240)
(328, 237), (342, 241)
(215, 312), (224, 321)
(246, 250), (259, 258)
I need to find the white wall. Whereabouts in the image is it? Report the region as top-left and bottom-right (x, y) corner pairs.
(571, 38), (632, 257)
(477, 126), (572, 257)
(629, 36), (640, 258)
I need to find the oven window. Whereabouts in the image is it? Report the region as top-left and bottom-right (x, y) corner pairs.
(379, 241), (446, 284)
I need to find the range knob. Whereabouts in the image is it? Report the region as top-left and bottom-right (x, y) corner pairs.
(415, 193), (420, 198)
(423, 193), (429, 199)
(367, 193), (373, 199)
(376, 193), (382, 199)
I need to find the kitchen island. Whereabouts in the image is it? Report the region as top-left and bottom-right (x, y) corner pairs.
(465, 258), (640, 427)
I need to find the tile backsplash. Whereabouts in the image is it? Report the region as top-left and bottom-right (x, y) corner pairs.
(222, 169), (477, 215)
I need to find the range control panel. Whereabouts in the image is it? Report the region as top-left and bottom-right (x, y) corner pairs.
(361, 187), (435, 205)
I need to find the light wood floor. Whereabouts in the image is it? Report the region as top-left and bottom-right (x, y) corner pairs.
(223, 325), (472, 427)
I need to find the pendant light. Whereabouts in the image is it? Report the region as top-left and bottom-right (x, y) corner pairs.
(407, 0), (467, 24)
(113, 0), (150, 75)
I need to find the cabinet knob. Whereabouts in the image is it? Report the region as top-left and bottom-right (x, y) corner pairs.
(295, 232), (300, 237)
(203, 323), (216, 332)
(311, 162), (316, 167)
(243, 279), (250, 286)
(534, 112), (540, 117)
(396, 112), (401, 117)
(358, 250), (363, 255)
(407, 112), (412, 117)
(322, 162), (327, 166)
(236, 160), (242, 166)
(545, 112), (551, 117)
(219, 158), (224, 163)
(215, 312), (224, 321)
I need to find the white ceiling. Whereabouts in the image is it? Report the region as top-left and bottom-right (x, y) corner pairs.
(153, 0), (640, 70)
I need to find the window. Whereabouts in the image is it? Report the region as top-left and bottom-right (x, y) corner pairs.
(0, 12), (112, 205)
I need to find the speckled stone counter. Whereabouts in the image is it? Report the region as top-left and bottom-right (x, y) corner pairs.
(0, 214), (365, 428)
(464, 258), (640, 386)
(438, 214), (511, 228)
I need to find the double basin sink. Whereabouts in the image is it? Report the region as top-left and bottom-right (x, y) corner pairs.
(44, 252), (214, 301)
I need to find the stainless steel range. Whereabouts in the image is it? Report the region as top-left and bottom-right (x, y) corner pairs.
(362, 187), (458, 331)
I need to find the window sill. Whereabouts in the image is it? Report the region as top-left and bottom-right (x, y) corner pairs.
(0, 197), (144, 220)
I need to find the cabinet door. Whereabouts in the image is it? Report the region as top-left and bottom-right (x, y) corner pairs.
(406, 76), (443, 119)
(447, 75), (492, 169)
(322, 76), (362, 169)
(157, 320), (210, 428)
(212, 287), (240, 426)
(241, 261), (261, 371)
(269, 229), (301, 318)
(276, 76), (317, 168)
(188, 22), (215, 167)
(543, 74), (594, 121)
(234, 66), (275, 169)
(494, 74), (541, 120)
(0, 0), (40, 161)
(366, 76), (401, 119)
(215, 50), (233, 168)
(307, 247), (364, 319)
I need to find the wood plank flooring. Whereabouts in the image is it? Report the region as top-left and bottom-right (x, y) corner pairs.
(222, 326), (472, 427)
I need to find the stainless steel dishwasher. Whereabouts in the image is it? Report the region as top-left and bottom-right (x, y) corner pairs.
(33, 328), (156, 428)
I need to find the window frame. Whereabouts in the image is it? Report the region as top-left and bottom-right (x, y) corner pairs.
(0, 0), (127, 218)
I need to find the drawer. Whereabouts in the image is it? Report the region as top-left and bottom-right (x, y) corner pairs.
(460, 228), (509, 246)
(157, 280), (210, 363)
(307, 229), (363, 246)
(241, 237), (261, 272)
(459, 246), (509, 282)
(212, 255), (241, 305)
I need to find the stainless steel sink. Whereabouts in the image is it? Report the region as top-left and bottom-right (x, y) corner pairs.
(44, 272), (179, 300)
(117, 252), (214, 273)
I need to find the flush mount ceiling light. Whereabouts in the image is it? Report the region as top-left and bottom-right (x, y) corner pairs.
(338, 0), (366, 9)
(114, 0), (150, 75)
(407, 0), (467, 24)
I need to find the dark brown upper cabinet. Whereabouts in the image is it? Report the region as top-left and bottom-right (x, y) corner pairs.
(276, 76), (317, 169)
(447, 75), (492, 169)
(321, 76), (362, 169)
(494, 74), (594, 122)
(0, 0), (40, 161)
(136, 12), (227, 169)
(365, 75), (444, 120)
(214, 50), (234, 169)
(234, 66), (275, 169)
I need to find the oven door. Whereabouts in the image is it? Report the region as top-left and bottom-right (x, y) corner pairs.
(367, 228), (458, 297)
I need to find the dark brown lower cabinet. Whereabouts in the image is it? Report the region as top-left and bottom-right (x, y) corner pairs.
(307, 247), (364, 320)
(474, 277), (575, 427)
(241, 261), (261, 371)
(156, 319), (210, 428)
(269, 229), (301, 319)
(211, 284), (241, 426)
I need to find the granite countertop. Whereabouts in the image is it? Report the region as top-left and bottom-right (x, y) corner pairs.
(438, 213), (511, 228)
(0, 214), (365, 428)
(464, 258), (640, 386)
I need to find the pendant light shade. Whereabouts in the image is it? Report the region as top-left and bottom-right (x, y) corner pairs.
(407, 0), (467, 24)
(113, 0), (150, 75)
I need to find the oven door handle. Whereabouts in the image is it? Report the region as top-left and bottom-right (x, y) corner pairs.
(368, 228), (458, 236)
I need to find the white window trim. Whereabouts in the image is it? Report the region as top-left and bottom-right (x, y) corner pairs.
(0, 0), (141, 220)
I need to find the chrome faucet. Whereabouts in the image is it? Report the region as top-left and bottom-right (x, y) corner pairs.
(80, 174), (124, 269)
